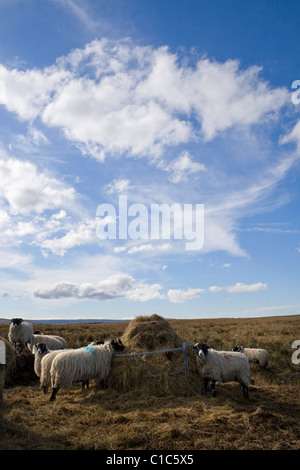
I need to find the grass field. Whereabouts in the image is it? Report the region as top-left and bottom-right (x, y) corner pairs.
(0, 315), (300, 450)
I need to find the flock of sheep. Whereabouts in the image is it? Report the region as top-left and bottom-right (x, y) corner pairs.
(7, 317), (270, 401)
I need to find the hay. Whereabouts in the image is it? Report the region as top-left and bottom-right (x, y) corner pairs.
(121, 314), (183, 351)
(108, 315), (200, 396)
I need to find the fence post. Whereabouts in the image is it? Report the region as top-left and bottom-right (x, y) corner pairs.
(0, 340), (5, 365)
(182, 342), (190, 383)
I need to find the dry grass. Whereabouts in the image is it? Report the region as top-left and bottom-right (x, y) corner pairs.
(0, 315), (299, 450)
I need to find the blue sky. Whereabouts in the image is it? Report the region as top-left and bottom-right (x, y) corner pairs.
(0, 0), (300, 320)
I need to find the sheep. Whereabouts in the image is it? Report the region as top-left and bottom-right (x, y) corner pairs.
(8, 318), (33, 354)
(49, 335), (68, 349)
(32, 343), (51, 378)
(48, 338), (124, 401)
(193, 343), (250, 398)
(39, 348), (69, 394)
(232, 345), (269, 368)
(29, 334), (66, 352)
(39, 340), (104, 394)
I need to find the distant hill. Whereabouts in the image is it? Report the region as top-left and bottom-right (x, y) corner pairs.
(0, 318), (126, 325)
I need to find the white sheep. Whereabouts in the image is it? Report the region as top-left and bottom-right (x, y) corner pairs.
(8, 318), (33, 354)
(29, 334), (66, 352)
(39, 348), (68, 393)
(39, 340), (105, 394)
(49, 335), (68, 349)
(48, 338), (124, 401)
(193, 343), (250, 398)
(32, 343), (51, 378)
(232, 345), (269, 368)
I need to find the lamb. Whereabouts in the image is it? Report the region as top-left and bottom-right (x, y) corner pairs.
(8, 318), (33, 354)
(48, 338), (124, 401)
(193, 343), (250, 398)
(29, 334), (66, 352)
(232, 345), (269, 368)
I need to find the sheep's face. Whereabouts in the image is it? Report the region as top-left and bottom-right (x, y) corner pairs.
(193, 343), (210, 359)
(11, 318), (23, 327)
(36, 343), (48, 354)
(111, 338), (125, 352)
(232, 346), (242, 352)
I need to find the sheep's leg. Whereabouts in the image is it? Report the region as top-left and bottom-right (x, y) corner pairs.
(202, 378), (209, 393)
(81, 380), (89, 390)
(49, 387), (59, 401)
(101, 378), (108, 390)
(42, 386), (48, 394)
(242, 384), (249, 399)
(211, 380), (216, 397)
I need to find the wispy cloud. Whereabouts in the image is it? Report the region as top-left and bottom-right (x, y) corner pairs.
(54, 0), (101, 33)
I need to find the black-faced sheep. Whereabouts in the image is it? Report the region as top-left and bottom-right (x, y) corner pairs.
(8, 318), (33, 354)
(49, 338), (124, 401)
(232, 346), (269, 368)
(193, 343), (250, 398)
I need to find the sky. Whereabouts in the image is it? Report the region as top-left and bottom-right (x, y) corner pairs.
(0, 0), (300, 320)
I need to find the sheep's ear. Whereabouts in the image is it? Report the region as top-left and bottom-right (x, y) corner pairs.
(193, 343), (199, 350)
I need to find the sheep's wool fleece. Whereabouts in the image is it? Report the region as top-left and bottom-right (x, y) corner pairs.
(196, 349), (250, 385)
(40, 349), (70, 388)
(242, 348), (269, 367)
(30, 335), (64, 351)
(8, 322), (33, 344)
(51, 342), (115, 389)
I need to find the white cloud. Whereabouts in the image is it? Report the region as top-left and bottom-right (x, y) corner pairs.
(124, 282), (165, 302)
(0, 38), (289, 163)
(209, 285), (224, 293)
(167, 287), (205, 303)
(210, 281), (268, 293)
(227, 282), (268, 293)
(33, 273), (164, 302)
(0, 63), (69, 120)
(127, 243), (172, 255)
(40, 218), (97, 256)
(280, 119), (300, 153)
(164, 151), (206, 183)
(0, 154), (75, 215)
(114, 246), (127, 254)
(104, 178), (132, 194)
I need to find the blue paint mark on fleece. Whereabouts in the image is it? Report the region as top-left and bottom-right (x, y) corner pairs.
(85, 346), (96, 354)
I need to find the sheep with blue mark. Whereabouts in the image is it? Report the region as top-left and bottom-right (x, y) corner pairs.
(49, 338), (124, 401)
(193, 343), (250, 398)
(39, 340), (105, 394)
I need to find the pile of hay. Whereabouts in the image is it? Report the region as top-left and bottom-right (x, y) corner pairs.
(108, 314), (200, 396)
(121, 314), (183, 352)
